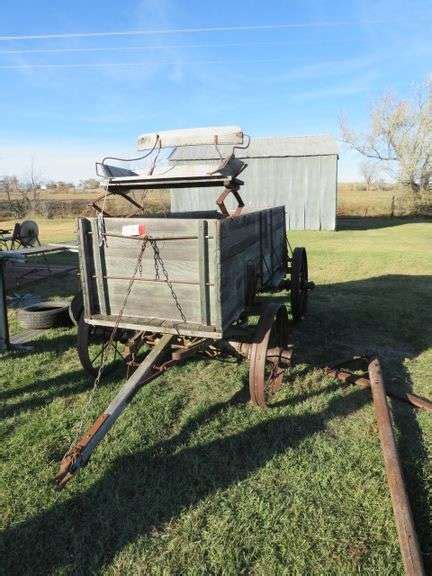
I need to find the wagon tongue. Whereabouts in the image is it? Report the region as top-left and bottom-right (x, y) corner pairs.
(55, 413), (109, 490)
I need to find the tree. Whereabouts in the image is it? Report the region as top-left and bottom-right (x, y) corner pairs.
(80, 178), (100, 190)
(0, 161), (43, 217)
(359, 159), (379, 191)
(340, 78), (432, 195)
(0, 175), (29, 217)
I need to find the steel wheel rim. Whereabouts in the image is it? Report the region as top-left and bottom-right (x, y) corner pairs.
(249, 305), (290, 407)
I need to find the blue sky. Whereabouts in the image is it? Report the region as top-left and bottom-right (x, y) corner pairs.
(0, 0), (431, 182)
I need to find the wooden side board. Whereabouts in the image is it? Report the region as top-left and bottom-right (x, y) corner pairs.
(218, 207), (287, 330)
(79, 207), (287, 337)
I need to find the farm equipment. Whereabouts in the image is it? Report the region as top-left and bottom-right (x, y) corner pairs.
(0, 219), (41, 251)
(55, 126), (313, 489)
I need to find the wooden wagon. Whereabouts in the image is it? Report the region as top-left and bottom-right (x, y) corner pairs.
(56, 126), (312, 489)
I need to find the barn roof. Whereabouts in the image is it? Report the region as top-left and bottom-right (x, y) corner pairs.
(169, 134), (339, 161)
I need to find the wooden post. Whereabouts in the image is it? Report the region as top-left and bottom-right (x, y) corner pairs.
(368, 357), (425, 576)
(0, 260), (10, 351)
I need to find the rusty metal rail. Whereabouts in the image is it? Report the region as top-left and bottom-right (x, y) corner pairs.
(326, 361), (432, 413)
(368, 357), (425, 576)
(326, 356), (426, 575)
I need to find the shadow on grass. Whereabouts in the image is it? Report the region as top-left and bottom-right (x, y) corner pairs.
(0, 332), (126, 419)
(0, 367), (95, 419)
(336, 216), (431, 231)
(1, 273), (431, 572)
(293, 273), (432, 569)
(0, 387), (370, 575)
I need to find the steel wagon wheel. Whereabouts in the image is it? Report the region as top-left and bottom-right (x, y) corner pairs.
(77, 315), (129, 377)
(249, 303), (291, 407)
(290, 247), (308, 323)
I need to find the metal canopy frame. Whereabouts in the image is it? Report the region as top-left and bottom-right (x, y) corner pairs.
(90, 175), (246, 219)
(92, 125), (249, 219)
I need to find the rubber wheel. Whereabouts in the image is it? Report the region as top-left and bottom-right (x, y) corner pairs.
(290, 247), (308, 323)
(17, 301), (72, 329)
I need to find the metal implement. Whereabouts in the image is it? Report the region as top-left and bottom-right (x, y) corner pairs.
(326, 359), (432, 413)
(0, 219), (40, 251)
(368, 357), (425, 576)
(326, 356), (428, 575)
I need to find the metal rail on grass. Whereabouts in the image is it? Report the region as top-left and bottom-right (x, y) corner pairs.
(368, 357), (425, 576)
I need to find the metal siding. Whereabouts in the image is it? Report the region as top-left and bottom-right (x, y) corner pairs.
(319, 155), (337, 230)
(169, 134), (339, 160)
(171, 155), (337, 230)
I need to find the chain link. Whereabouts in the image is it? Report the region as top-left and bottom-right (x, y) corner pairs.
(67, 233), (187, 451)
(150, 239), (187, 326)
(66, 236), (149, 450)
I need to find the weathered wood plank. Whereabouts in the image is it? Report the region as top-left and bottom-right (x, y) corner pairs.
(90, 219), (109, 316)
(86, 314), (222, 339)
(103, 239), (215, 283)
(198, 220), (211, 325)
(108, 281), (201, 323)
(103, 217), (201, 237)
(78, 219), (95, 316)
(212, 219), (222, 331)
(0, 261), (9, 350)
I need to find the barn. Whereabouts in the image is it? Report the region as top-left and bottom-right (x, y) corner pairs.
(169, 134), (339, 230)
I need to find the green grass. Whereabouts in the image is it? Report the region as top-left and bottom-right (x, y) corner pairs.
(1, 218), (432, 575)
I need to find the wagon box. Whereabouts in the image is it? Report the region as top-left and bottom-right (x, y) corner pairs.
(79, 206), (287, 339)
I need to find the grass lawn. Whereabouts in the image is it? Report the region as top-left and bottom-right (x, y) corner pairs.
(0, 218), (431, 575)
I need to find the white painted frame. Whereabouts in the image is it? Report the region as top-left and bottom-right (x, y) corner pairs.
(137, 126), (244, 150)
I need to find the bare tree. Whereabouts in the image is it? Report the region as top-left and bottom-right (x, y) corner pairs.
(359, 159), (380, 191)
(0, 161), (43, 218)
(23, 159), (43, 211)
(0, 175), (29, 218)
(340, 78), (432, 195)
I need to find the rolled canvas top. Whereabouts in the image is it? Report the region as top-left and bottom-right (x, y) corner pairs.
(137, 126), (244, 150)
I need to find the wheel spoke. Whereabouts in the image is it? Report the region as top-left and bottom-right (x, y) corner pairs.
(249, 305), (290, 407)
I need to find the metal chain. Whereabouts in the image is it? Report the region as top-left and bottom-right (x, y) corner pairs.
(149, 239), (187, 327)
(65, 233), (187, 453)
(66, 236), (149, 451)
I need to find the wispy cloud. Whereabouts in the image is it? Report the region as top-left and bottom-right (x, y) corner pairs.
(0, 38), (356, 55)
(0, 18), (408, 42)
(289, 71), (380, 101)
(0, 55), (371, 71)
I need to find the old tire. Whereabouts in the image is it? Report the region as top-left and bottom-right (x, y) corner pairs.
(17, 301), (72, 329)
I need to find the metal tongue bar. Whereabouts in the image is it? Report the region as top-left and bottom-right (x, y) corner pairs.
(55, 333), (174, 490)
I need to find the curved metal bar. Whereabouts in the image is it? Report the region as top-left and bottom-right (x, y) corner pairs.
(101, 135), (160, 165)
(233, 133), (251, 154)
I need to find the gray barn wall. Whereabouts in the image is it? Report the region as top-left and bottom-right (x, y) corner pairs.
(170, 155), (337, 230)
